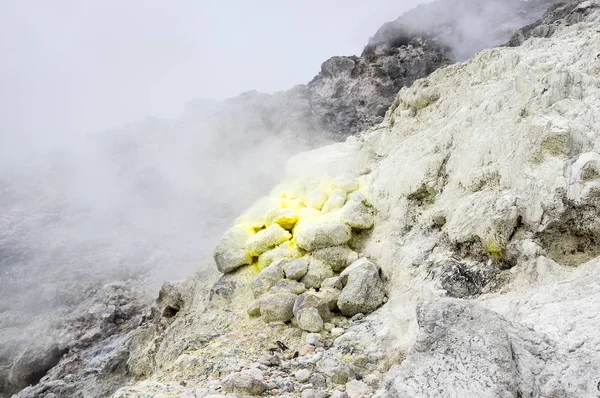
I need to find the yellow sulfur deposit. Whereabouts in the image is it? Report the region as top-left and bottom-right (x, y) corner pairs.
(264, 208), (298, 230)
(321, 189), (347, 213)
(246, 224), (292, 256)
(214, 175), (371, 274)
(256, 240), (303, 270)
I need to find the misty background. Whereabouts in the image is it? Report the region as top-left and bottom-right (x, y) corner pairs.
(0, 0), (433, 337)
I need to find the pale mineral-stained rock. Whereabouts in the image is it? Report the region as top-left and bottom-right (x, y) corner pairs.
(321, 276), (343, 290)
(251, 259), (286, 297)
(294, 220), (352, 251)
(293, 292), (332, 321)
(340, 200), (374, 230)
(284, 257), (310, 280)
(316, 287), (342, 311)
(246, 224), (292, 256)
(247, 299), (261, 317)
(300, 257), (334, 289)
(259, 293), (297, 323)
(346, 380), (372, 398)
(257, 241), (302, 269)
(213, 224), (254, 273)
(265, 207), (299, 230)
(304, 188), (329, 210)
(221, 368), (268, 395)
(338, 262), (386, 316)
(296, 308), (324, 333)
(322, 189), (347, 213)
(310, 246), (359, 272)
(270, 279), (307, 295)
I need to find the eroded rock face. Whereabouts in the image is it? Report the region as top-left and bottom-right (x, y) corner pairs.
(376, 299), (600, 397)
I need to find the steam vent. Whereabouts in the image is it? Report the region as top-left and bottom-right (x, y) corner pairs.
(213, 175), (387, 331)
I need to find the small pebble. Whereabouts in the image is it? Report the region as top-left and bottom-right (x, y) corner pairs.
(299, 344), (316, 356)
(295, 369), (312, 383)
(324, 322), (334, 331)
(306, 333), (321, 346)
(331, 327), (345, 336)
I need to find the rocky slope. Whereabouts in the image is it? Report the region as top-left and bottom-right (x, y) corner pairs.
(38, 0), (598, 397)
(3, 0), (595, 397)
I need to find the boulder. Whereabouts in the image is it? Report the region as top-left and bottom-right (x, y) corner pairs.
(300, 257), (334, 289)
(316, 287), (342, 311)
(259, 292), (297, 323)
(213, 225), (254, 273)
(222, 368), (268, 395)
(247, 299), (261, 317)
(321, 276), (343, 290)
(284, 257), (309, 280)
(340, 258), (380, 285)
(251, 259), (286, 297)
(304, 188), (329, 210)
(311, 246), (358, 272)
(340, 200), (374, 229)
(270, 279), (307, 295)
(322, 189), (347, 213)
(246, 224), (292, 256)
(346, 380), (372, 398)
(265, 208), (298, 230)
(257, 241), (301, 269)
(294, 220), (352, 251)
(294, 292), (332, 321)
(338, 261), (386, 316)
(296, 308), (324, 333)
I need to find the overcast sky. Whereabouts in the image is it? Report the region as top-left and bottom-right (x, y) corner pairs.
(0, 1), (428, 146)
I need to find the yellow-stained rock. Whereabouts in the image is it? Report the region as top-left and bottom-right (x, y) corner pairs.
(304, 188), (329, 210)
(257, 241), (302, 270)
(265, 208), (298, 230)
(246, 224), (292, 256)
(322, 189), (347, 213)
(213, 224), (255, 274)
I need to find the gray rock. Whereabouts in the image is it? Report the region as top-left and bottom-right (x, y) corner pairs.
(311, 246), (359, 272)
(338, 261), (386, 316)
(306, 333), (322, 346)
(340, 258), (380, 286)
(294, 292), (332, 321)
(346, 380), (372, 398)
(297, 308), (324, 333)
(295, 369), (312, 383)
(340, 201), (374, 230)
(284, 258), (309, 280)
(316, 287), (341, 311)
(251, 259), (286, 297)
(247, 299), (261, 317)
(300, 257), (334, 289)
(294, 221), (352, 251)
(270, 279), (307, 295)
(321, 277), (343, 290)
(259, 293), (297, 323)
(213, 225), (254, 273)
(316, 352), (354, 384)
(221, 368), (268, 395)
(376, 299), (600, 397)
(309, 373), (327, 389)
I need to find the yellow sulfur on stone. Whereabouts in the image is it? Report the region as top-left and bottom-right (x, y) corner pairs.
(246, 224), (292, 256)
(213, 224), (255, 274)
(265, 208), (298, 230)
(333, 175), (360, 192)
(257, 241), (303, 270)
(321, 189), (347, 213)
(304, 188), (329, 210)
